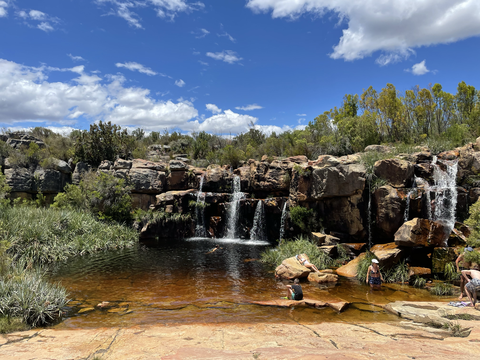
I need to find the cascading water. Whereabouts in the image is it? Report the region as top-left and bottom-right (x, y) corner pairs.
(225, 176), (245, 239)
(403, 176), (417, 222)
(250, 200), (266, 241)
(195, 175), (207, 237)
(279, 202), (288, 241)
(431, 156), (458, 230)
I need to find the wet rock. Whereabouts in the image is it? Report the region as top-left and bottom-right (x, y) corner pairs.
(77, 307), (95, 314)
(344, 243), (367, 254)
(131, 193), (156, 210)
(414, 163), (433, 180)
(370, 243), (403, 268)
(321, 192), (365, 238)
(374, 158), (414, 188)
(208, 216), (222, 238)
(307, 272), (338, 284)
(336, 253), (366, 278)
(438, 150), (459, 161)
(275, 256), (312, 280)
(408, 267), (431, 277)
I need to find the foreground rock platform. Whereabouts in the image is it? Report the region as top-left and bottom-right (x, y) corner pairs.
(2, 301), (480, 359)
(249, 298), (349, 312)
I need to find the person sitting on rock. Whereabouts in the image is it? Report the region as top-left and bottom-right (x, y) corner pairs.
(366, 259), (384, 290)
(461, 269), (480, 307)
(457, 247), (474, 299)
(286, 278), (303, 300)
(296, 254), (320, 273)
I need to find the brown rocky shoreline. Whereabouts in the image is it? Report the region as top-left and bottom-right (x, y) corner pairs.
(1, 301), (480, 359)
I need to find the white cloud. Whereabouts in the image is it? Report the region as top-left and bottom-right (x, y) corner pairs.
(253, 124), (303, 136)
(29, 10), (46, 20)
(175, 79), (185, 87)
(206, 50), (242, 64)
(192, 28), (209, 38)
(235, 104), (263, 111)
(96, 0), (205, 27)
(407, 60), (430, 76)
(116, 61), (157, 76)
(67, 54), (86, 62)
(0, 58), (198, 131)
(0, 1), (8, 17)
(206, 103), (221, 114)
(38, 22), (54, 32)
(218, 31), (236, 43)
(187, 109), (257, 133)
(296, 113), (306, 116)
(246, 0), (480, 63)
(198, 60), (209, 66)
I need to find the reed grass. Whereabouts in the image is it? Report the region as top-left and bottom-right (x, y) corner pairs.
(412, 276), (427, 288)
(355, 251), (378, 283)
(383, 261), (410, 283)
(260, 236), (333, 270)
(430, 282), (454, 296)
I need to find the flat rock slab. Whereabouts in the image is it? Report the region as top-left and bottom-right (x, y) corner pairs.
(249, 298), (349, 312)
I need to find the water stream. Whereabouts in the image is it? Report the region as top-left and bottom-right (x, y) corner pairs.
(194, 175), (207, 237)
(250, 200), (266, 241)
(225, 176), (245, 239)
(279, 202), (288, 241)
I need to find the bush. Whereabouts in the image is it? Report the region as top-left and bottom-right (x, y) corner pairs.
(0, 166), (11, 207)
(412, 276), (426, 288)
(465, 198), (480, 248)
(383, 261), (410, 283)
(430, 282), (454, 296)
(289, 206), (314, 232)
(260, 236), (333, 270)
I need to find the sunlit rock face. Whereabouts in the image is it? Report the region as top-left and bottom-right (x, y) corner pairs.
(275, 256), (312, 280)
(374, 158), (414, 188)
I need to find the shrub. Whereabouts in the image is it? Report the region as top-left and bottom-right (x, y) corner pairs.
(465, 198), (480, 248)
(383, 261), (410, 283)
(289, 206), (314, 232)
(412, 276), (426, 288)
(0, 166), (11, 207)
(430, 282), (454, 296)
(444, 262), (460, 281)
(260, 236), (333, 270)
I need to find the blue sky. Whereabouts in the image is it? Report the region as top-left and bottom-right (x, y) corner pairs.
(1, 0), (480, 136)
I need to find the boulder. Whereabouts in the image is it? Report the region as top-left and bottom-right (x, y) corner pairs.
(374, 185), (405, 239)
(169, 160), (187, 171)
(308, 164), (366, 200)
(34, 169), (66, 193)
(203, 164), (231, 192)
(167, 170), (197, 191)
(52, 159), (72, 174)
(321, 192), (365, 237)
(154, 189), (196, 213)
(307, 272), (338, 284)
(131, 159), (168, 171)
(319, 245), (336, 257)
(250, 160), (290, 192)
(309, 155), (340, 168)
(310, 233), (340, 246)
(370, 243), (403, 268)
(394, 218), (450, 247)
(113, 158), (132, 170)
(98, 160), (112, 170)
(129, 168), (166, 193)
(374, 158), (414, 188)
(4, 168), (33, 192)
(408, 267), (431, 277)
(285, 155), (308, 164)
(336, 253), (366, 278)
(275, 256), (312, 280)
(72, 162), (91, 184)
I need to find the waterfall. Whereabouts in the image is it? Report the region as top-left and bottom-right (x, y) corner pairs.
(279, 202), (288, 241)
(195, 175), (207, 237)
(426, 183), (432, 221)
(225, 176), (245, 239)
(250, 200), (266, 240)
(403, 176), (417, 222)
(431, 156), (458, 230)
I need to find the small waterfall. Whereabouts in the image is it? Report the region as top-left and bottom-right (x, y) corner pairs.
(426, 183), (432, 221)
(431, 156), (458, 229)
(250, 200), (266, 241)
(225, 176), (245, 239)
(279, 202), (288, 241)
(403, 176), (417, 222)
(195, 175), (207, 237)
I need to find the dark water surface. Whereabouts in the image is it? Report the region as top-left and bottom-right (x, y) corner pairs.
(49, 238), (448, 329)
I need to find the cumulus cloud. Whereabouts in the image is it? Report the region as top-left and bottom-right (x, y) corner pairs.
(0, 58), (198, 131)
(95, 0), (205, 27)
(235, 104), (263, 111)
(38, 22), (54, 32)
(188, 109), (258, 133)
(67, 54), (86, 62)
(406, 60), (430, 76)
(218, 31), (236, 43)
(16, 8), (60, 32)
(206, 103), (222, 114)
(116, 61), (157, 76)
(246, 0), (480, 63)
(175, 79), (185, 87)
(192, 28), (209, 38)
(253, 124), (303, 136)
(206, 50), (242, 64)
(0, 1), (9, 17)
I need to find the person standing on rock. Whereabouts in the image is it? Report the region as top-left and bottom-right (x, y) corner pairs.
(286, 278), (303, 300)
(366, 259), (384, 290)
(457, 247), (474, 299)
(461, 269), (480, 307)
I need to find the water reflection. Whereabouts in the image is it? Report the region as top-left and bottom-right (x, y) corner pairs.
(49, 238), (448, 329)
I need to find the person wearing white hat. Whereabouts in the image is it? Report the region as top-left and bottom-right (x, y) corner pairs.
(366, 258), (384, 290)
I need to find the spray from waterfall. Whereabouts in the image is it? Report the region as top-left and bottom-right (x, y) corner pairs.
(279, 202), (288, 241)
(195, 175), (207, 237)
(225, 176), (245, 239)
(250, 200), (266, 241)
(431, 156), (458, 230)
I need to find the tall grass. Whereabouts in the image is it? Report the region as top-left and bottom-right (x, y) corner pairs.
(1, 206), (138, 265)
(260, 236), (333, 270)
(383, 261), (410, 283)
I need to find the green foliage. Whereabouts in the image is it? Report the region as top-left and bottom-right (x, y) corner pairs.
(356, 251), (378, 283)
(465, 198), (480, 248)
(0, 140), (11, 158)
(464, 249), (480, 264)
(335, 244), (350, 265)
(132, 208), (192, 228)
(383, 261), (410, 283)
(412, 276), (426, 288)
(53, 171), (133, 223)
(74, 121), (135, 166)
(218, 145), (245, 168)
(0, 316), (30, 334)
(444, 262), (460, 281)
(0, 166), (11, 207)
(260, 236), (333, 270)
(360, 151), (393, 176)
(1, 206), (137, 265)
(293, 164), (311, 177)
(289, 206), (314, 232)
(430, 282), (454, 296)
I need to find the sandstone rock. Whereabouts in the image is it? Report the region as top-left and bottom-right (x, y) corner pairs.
(129, 168), (166, 193)
(310, 233), (340, 245)
(203, 164), (231, 192)
(307, 272), (338, 284)
(131, 193), (157, 210)
(344, 243), (366, 253)
(310, 155), (340, 168)
(131, 159), (167, 171)
(52, 159), (72, 174)
(4, 168), (33, 192)
(169, 160), (187, 170)
(411, 151), (432, 163)
(167, 169), (197, 191)
(34, 168), (66, 193)
(155, 189), (196, 213)
(414, 163), (433, 180)
(476, 136), (480, 151)
(72, 161), (91, 184)
(471, 152), (480, 174)
(113, 158), (132, 170)
(98, 160), (112, 170)
(321, 192), (365, 237)
(394, 218), (450, 247)
(336, 253), (366, 278)
(308, 164), (366, 199)
(374, 185), (405, 239)
(408, 267), (431, 277)
(438, 150), (459, 160)
(113, 169), (129, 180)
(319, 245), (337, 257)
(285, 155), (308, 164)
(374, 158), (414, 188)
(275, 256), (311, 280)
(370, 243), (403, 268)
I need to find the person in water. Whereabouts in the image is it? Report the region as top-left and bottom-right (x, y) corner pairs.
(286, 278), (303, 300)
(462, 269), (480, 307)
(295, 254), (320, 273)
(366, 259), (384, 290)
(457, 247), (474, 299)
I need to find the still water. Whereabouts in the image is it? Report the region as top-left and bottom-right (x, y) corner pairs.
(50, 238), (448, 329)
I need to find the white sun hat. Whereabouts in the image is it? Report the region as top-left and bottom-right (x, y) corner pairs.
(372, 259), (379, 264)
